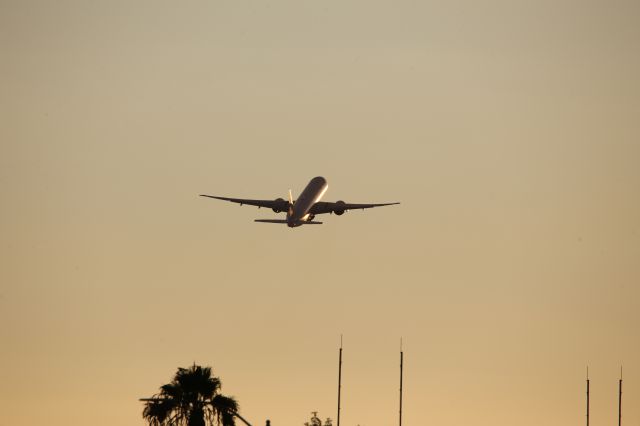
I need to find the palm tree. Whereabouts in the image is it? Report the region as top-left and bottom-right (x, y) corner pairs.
(142, 364), (242, 426)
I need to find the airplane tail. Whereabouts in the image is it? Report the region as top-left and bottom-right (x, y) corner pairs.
(288, 189), (294, 216)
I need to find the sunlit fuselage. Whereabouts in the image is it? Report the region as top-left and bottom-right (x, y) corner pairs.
(286, 176), (328, 227)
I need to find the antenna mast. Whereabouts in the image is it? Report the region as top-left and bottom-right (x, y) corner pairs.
(586, 366), (589, 426)
(337, 335), (343, 426)
(618, 366), (622, 426)
(399, 338), (404, 426)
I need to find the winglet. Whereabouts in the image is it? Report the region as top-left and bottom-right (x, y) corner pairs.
(288, 189), (293, 205)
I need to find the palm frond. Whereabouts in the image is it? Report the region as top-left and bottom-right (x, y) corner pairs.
(143, 396), (178, 425)
(211, 394), (239, 426)
(211, 394), (239, 414)
(174, 364), (221, 400)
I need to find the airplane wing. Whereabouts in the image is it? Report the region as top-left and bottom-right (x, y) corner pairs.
(200, 195), (289, 212)
(309, 201), (400, 215)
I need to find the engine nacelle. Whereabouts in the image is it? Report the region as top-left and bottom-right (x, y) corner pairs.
(272, 198), (286, 213)
(334, 200), (346, 216)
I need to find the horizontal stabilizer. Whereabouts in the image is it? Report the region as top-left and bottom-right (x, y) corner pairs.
(254, 219), (323, 225)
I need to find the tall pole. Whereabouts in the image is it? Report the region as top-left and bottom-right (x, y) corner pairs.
(337, 335), (343, 426)
(399, 338), (403, 426)
(586, 366), (589, 426)
(618, 366), (622, 426)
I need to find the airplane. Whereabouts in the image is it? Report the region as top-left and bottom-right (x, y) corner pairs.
(200, 176), (399, 227)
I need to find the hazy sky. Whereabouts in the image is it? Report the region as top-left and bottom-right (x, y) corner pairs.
(1, 1), (639, 425)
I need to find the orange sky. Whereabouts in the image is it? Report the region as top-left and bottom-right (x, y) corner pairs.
(1, 1), (639, 425)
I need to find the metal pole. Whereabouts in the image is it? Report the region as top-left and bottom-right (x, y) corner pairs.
(399, 339), (403, 426)
(337, 335), (343, 426)
(618, 366), (622, 426)
(586, 366), (589, 426)
(233, 412), (253, 426)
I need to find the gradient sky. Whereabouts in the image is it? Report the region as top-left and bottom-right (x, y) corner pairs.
(1, 1), (639, 425)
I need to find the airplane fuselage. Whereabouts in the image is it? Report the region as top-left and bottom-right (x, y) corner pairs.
(287, 176), (328, 227)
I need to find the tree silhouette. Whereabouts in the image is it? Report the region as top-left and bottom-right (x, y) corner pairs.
(303, 411), (332, 426)
(142, 364), (240, 426)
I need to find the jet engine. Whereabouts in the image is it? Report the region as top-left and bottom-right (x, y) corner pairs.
(334, 200), (346, 215)
(272, 198), (286, 213)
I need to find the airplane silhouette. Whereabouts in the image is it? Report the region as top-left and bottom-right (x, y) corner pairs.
(200, 176), (399, 227)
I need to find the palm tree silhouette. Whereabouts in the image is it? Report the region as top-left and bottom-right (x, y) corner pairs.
(142, 364), (242, 426)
